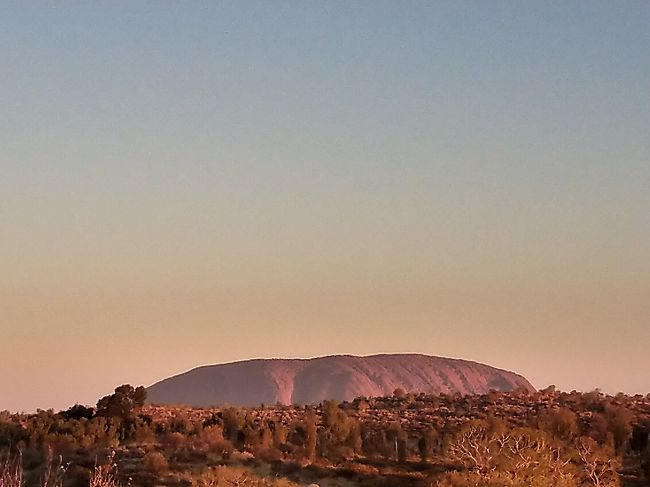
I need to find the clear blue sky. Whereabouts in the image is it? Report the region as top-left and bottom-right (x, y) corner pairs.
(1, 2), (649, 411)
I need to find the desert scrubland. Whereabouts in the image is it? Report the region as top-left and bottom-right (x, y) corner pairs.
(2, 385), (650, 487)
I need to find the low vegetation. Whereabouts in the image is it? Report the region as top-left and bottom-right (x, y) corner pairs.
(1, 386), (649, 487)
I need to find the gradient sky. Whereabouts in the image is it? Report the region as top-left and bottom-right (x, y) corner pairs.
(1, 2), (649, 412)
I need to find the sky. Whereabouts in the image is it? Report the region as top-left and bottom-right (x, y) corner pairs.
(1, 2), (649, 412)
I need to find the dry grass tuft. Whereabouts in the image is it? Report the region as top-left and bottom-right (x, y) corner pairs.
(89, 453), (120, 487)
(0, 453), (24, 487)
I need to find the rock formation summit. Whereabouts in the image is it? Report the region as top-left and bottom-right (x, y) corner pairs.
(147, 354), (534, 407)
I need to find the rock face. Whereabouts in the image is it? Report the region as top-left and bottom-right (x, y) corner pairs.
(147, 354), (534, 407)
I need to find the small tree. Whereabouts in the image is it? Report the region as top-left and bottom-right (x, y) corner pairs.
(604, 406), (633, 456)
(386, 421), (407, 463)
(418, 428), (438, 462)
(393, 388), (407, 400)
(304, 407), (317, 462)
(96, 385), (147, 419)
(59, 404), (94, 421)
(221, 407), (245, 445)
(538, 407), (578, 441)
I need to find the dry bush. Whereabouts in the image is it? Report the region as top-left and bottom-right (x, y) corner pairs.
(444, 423), (620, 487)
(191, 426), (234, 459)
(195, 426), (225, 450)
(89, 454), (120, 487)
(40, 449), (67, 487)
(0, 451), (66, 487)
(162, 432), (189, 452)
(446, 423), (558, 476)
(191, 466), (298, 487)
(141, 451), (168, 476)
(575, 438), (619, 487)
(252, 447), (283, 463)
